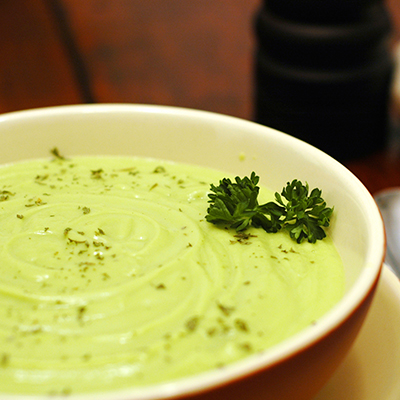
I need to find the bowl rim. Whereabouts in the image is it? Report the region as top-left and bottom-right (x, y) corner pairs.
(0, 103), (386, 399)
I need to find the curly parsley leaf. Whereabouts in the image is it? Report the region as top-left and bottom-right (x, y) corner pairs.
(275, 180), (334, 243)
(205, 173), (333, 243)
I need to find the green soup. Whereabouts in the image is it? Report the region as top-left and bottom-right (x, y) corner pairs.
(0, 155), (344, 395)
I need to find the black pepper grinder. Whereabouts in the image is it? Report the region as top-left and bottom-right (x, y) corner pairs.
(254, 0), (394, 161)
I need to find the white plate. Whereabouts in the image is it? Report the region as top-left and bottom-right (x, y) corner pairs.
(314, 265), (400, 400)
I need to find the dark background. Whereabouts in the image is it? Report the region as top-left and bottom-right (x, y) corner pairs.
(0, 0), (400, 192)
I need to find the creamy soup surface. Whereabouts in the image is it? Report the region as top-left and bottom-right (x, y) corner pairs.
(0, 155), (344, 395)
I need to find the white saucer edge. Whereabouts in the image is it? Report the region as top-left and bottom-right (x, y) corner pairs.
(313, 265), (400, 400)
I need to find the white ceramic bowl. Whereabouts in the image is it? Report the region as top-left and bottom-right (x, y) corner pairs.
(0, 104), (385, 400)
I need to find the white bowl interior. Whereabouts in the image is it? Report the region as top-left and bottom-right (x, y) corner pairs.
(0, 104), (385, 399)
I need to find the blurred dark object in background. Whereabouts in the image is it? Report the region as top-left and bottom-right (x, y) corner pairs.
(254, 0), (394, 161)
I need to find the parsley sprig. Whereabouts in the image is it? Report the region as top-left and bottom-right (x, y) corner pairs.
(205, 172), (333, 243)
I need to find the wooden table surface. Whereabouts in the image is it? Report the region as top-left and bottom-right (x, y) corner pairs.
(1, 0), (400, 195)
